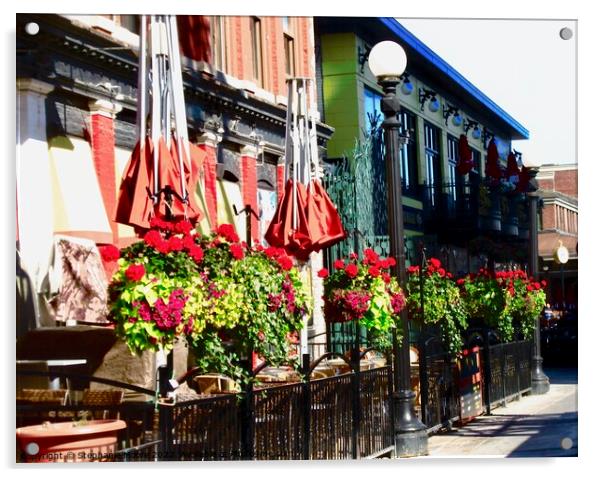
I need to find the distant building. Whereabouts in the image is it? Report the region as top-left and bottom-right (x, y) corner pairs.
(314, 17), (531, 272)
(537, 164), (578, 311)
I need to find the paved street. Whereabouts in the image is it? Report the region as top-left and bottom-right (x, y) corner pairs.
(422, 368), (577, 458)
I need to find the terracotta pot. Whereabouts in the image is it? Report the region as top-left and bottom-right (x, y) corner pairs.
(16, 419), (126, 463)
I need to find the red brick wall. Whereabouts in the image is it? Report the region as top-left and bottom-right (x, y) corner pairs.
(89, 113), (117, 243)
(542, 206), (556, 230)
(554, 169), (578, 197)
(220, 16), (314, 98)
(240, 153), (259, 243)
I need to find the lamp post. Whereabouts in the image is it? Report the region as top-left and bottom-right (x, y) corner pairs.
(524, 158), (550, 394)
(368, 41), (428, 457)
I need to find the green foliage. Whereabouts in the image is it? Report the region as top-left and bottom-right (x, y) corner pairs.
(406, 258), (468, 356)
(322, 249), (406, 352)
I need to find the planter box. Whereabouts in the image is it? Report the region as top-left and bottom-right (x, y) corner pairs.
(16, 419), (126, 463)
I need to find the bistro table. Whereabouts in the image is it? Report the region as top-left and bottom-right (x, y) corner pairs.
(17, 359), (87, 394)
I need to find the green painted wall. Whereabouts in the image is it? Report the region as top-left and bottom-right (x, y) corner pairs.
(320, 33), (361, 159)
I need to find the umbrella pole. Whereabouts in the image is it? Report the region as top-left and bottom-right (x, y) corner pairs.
(150, 16), (161, 203)
(136, 15), (147, 144)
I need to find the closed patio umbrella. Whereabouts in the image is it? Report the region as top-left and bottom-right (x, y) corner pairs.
(456, 134), (474, 175)
(114, 15), (207, 232)
(485, 138), (502, 181)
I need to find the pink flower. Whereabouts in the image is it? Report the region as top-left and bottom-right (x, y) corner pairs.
(125, 264), (145, 282)
(318, 268), (329, 278)
(100, 245), (120, 262)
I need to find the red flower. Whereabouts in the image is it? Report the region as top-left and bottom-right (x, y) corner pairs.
(229, 243), (245, 260)
(318, 268), (329, 278)
(217, 224), (240, 243)
(456, 278), (465, 286)
(334, 259), (345, 270)
(437, 268), (446, 278)
(144, 230), (163, 248)
(541, 279), (547, 287)
(386, 257), (396, 268)
(189, 245), (204, 263)
(125, 264), (145, 281)
(429, 258), (441, 268)
(100, 245), (120, 262)
(363, 248), (379, 265)
(174, 219), (194, 235)
(407, 265), (420, 274)
(168, 236), (184, 252)
(277, 255), (293, 271)
(182, 234), (196, 250)
(149, 217), (173, 231)
(345, 263), (358, 278)
(349, 252), (358, 260)
(446, 272), (452, 279)
(533, 282), (541, 290)
(527, 285), (534, 292)
(265, 246), (284, 259)
(368, 266), (380, 277)
(155, 239), (170, 254)
(382, 272), (391, 283)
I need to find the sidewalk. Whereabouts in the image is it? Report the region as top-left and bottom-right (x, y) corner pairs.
(422, 368), (577, 458)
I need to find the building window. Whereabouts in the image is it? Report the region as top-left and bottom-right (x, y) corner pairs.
(250, 17), (264, 86)
(400, 109), (418, 197)
(363, 87), (382, 134)
(284, 34), (295, 78)
(424, 122), (441, 207)
(116, 15), (139, 34)
(211, 16), (227, 72)
(447, 135), (459, 201)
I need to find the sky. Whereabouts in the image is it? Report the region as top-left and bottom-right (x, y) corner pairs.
(398, 18), (577, 166)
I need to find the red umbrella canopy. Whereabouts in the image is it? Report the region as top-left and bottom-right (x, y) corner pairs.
(115, 137), (205, 231)
(115, 137), (154, 231)
(505, 151), (520, 178)
(485, 138), (502, 181)
(456, 134), (474, 175)
(264, 179), (313, 261)
(516, 166), (533, 193)
(306, 179), (346, 252)
(168, 139), (206, 225)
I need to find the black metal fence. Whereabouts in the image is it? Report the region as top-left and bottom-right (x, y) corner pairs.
(16, 331), (532, 461)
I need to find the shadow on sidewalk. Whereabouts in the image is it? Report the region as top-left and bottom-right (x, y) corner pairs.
(545, 367), (578, 385)
(434, 411), (578, 457)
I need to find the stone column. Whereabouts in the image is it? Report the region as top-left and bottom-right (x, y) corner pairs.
(16, 78), (55, 327)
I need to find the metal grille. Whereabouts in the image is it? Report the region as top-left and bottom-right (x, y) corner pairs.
(357, 367), (393, 458)
(309, 373), (354, 459)
(254, 382), (305, 460)
(169, 394), (241, 460)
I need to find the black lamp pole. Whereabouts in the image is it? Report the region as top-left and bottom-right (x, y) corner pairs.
(527, 168), (550, 394)
(379, 76), (428, 457)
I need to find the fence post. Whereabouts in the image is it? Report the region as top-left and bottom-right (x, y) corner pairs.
(418, 331), (429, 426)
(482, 328), (492, 415)
(302, 353), (311, 460)
(351, 320), (361, 459)
(501, 343), (508, 406)
(240, 358), (255, 460)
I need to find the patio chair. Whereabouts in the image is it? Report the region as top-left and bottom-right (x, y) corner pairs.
(81, 389), (124, 420)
